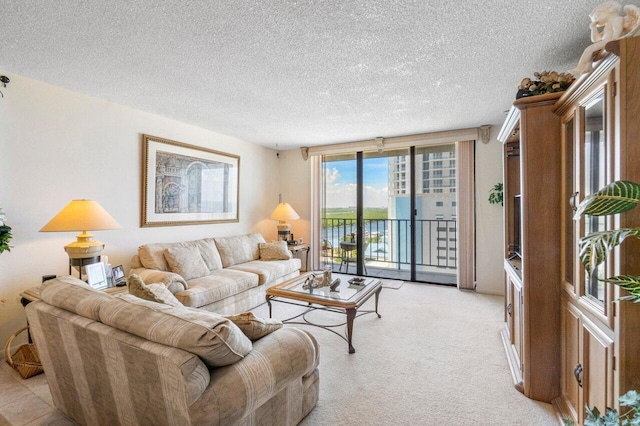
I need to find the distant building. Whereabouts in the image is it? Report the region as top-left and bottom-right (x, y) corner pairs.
(387, 146), (457, 269)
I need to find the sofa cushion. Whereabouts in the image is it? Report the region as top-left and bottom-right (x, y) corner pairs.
(259, 241), (293, 261)
(228, 259), (301, 285)
(214, 233), (266, 267)
(40, 276), (114, 321)
(164, 246), (210, 280)
(101, 294), (252, 367)
(175, 269), (259, 309)
(138, 242), (174, 271)
(138, 239), (223, 272)
(198, 238), (224, 271)
(127, 274), (183, 307)
(224, 312), (283, 341)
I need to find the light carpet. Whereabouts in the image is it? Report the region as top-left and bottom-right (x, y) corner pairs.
(252, 282), (558, 425)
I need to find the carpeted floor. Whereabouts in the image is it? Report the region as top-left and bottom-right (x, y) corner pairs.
(252, 282), (558, 426)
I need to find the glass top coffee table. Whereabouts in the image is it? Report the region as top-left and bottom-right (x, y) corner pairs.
(266, 272), (382, 354)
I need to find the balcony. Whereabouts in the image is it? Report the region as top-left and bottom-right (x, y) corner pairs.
(321, 218), (457, 284)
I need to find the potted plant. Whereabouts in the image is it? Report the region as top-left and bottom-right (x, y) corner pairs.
(563, 390), (640, 425)
(488, 183), (504, 206)
(564, 180), (640, 425)
(574, 180), (640, 301)
(0, 208), (12, 254)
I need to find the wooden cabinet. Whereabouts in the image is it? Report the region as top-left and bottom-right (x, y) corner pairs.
(552, 37), (640, 425)
(560, 299), (615, 424)
(503, 266), (524, 390)
(498, 91), (562, 403)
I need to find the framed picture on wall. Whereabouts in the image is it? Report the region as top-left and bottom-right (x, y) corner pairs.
(85, 263), (109, 290)
(141, 134), (240, 227)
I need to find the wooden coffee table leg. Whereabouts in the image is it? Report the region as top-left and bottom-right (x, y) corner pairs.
(375, 287), (382, 318)
(346, 308), (356, 354)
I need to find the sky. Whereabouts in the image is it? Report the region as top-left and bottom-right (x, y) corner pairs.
(324, 157), (389, 208)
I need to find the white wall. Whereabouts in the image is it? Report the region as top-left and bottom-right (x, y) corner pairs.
(0, 70), (281, 345)
(278, 133), (506, 295)
(475, 128), (505, 295)
(277, 149), (311, 245)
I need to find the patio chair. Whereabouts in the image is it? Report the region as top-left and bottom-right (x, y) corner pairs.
(339, 240), (368, 274)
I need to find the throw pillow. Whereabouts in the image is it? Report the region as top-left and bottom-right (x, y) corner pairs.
(164, 246), (210, 280)
(224, 312), (283, 341)
(127, 274), (183, 308)
(259, 241), (292, 261)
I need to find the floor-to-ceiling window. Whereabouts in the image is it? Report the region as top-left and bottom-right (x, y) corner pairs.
(319, 144), (458, 285)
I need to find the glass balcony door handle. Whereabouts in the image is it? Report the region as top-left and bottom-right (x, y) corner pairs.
(573, 363), (583, 387)
(507, 303), (512, 317)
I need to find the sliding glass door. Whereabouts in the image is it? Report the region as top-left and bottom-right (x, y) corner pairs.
(320, 144), (458, 284)
(413, 145), (457, 284)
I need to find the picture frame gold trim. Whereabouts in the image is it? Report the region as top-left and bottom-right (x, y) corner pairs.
(141, 134), (240, 227)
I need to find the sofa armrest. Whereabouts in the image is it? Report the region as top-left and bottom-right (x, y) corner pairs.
(188, 327), (319, 425)
(129, 267), (189, 292)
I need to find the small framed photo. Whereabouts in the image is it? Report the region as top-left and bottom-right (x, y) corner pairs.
(112, 265), (125, 284)
(85, 263), (108, 290)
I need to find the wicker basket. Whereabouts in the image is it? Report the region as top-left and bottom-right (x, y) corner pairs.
(4, 326), (43, 379)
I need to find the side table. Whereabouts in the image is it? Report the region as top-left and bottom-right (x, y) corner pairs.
(288, 244), (310, 272)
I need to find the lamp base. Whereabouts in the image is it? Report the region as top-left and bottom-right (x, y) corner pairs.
(64, 231), (105, 259)
(277, 222), (291, 242)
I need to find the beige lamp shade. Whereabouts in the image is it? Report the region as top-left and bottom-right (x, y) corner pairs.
(269, 202), (300, 222)
(40, 199), (121, 259)
(269, 201), (299, 241)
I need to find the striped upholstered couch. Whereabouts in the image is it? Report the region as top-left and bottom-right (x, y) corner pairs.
(26, 276), (320, 425)
(130, 233), (301, 315)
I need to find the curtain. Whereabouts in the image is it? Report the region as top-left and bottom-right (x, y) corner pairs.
(456, 140), (475, 290)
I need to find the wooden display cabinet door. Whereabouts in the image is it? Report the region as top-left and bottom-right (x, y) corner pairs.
(505, 272), (513, 341)
(511, 277), (524, 371)
(559, 301), (581, 424)
(581, 317), (614, 423)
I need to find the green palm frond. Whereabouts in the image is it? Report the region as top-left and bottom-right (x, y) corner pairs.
(578, 228), (640, 272)
(604, 275), (640, 303)
(574, 180), (640, 220)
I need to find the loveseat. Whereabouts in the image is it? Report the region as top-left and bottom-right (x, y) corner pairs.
(26, 276), (320, 425)
(130, 233), (301, 314)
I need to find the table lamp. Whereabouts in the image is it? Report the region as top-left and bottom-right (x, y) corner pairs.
(40, 200), (121, 268)
(269, 195), (299, 243)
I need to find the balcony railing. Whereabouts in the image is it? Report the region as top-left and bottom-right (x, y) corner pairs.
(321, 218), (457, 270)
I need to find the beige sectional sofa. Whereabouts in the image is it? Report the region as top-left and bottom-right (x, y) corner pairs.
(26, 276), (320, 425)
(130, 233), (301, 314)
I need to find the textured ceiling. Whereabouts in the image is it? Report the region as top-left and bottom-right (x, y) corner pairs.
(0, 0), (610, 149)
